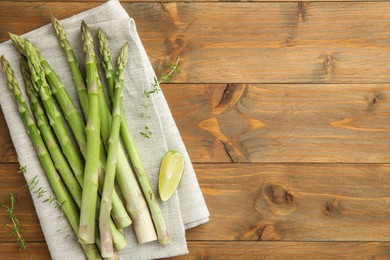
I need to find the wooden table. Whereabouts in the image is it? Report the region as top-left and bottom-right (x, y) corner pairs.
(2, 0), (390, 259)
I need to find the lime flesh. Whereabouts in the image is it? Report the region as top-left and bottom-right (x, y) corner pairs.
(158, 150), (185, 202)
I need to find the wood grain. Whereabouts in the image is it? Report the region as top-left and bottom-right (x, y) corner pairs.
(4, 0), (390, 3)
(189, 163), (390, 241)
(0, 111), (16, 163)
(3, 163), (390, 242)
(4, 83), (390, 164)
(2, 3), (390, 83)
(1, 1), (390, 259)
(1, 241), (390, 260)
(164, 84), (390, 163)
(0, 243), (49, 260)
(172, 241), (390, 260)
(0, 164), (44, 242)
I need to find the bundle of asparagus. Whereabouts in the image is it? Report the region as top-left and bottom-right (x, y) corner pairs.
(0, 18), (169, 259)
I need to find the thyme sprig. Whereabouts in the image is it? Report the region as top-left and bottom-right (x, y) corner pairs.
(24, 174), (64, 213)
(140, 57), (180, 138)
(23, 167), (68, 236)
(0, 193), (27, 251)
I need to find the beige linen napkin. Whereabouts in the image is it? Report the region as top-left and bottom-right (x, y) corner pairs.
(0, 1), (209, 259)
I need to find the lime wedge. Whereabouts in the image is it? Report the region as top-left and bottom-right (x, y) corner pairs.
(158, 150), (185, 202)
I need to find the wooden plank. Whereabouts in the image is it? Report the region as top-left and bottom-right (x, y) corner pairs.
(183, 241), (390, 259)
(3, 2), (390, 83)
(186, 163), (390, 241)
(0, 111), (16, 163)
(3, 163), (390, 242)
(0, 243), (49, 260)
(165, 83), (390, 163)
(2, 241), (390, 260)
(0, 2), (97, 40)
(4, 83), (390, 163)
(0, 164), (45, 242)
(4, 0), (390, 3)
(172, 241), (390, 260)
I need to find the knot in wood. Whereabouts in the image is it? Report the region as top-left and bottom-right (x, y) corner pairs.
(324, 200), (343, 216)
(297, 2), (307, 22)
(265, 184), (293, 205)
(367, 94), (383, 111)
(241, 222), (281, 241)
(166, 34), (188, 57)
(257, 224), (280, 241)
(174, 37), (184, 48)
(323, 54), (334, 75)
(285, 36), (294, 47)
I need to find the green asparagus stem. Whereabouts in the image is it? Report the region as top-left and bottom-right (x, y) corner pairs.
(23, 40), (126, 249)
(49, 21), (153, 241)
(25, 41), (127, 250)
(22, 56), (127, 251)
(24, 40), (86, 195)
(80, 20), (101, 244)
(11, 33), (87, 160)
(122, 119), (170, 244)
(98, 30), (170, 244)
(10, 32), (131, 230)
(21, 56), (83, 208)
(51, 16), (88, 115)
(99, 43), (128, 257)
(41, 59), (88, 153)
(0, 55), (102, 260)
(95, 29), (157, 243)
(11, 32), (87, 153)
(49, 20), (132, 229)
(97, 29), (115, 99)
(25, 78), (126, 252)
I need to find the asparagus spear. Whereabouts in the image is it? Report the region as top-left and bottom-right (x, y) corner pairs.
(23, 41), (127, 249)
(22, 56), (127, 253)
(80, 20), (102, 244)
(24, 40), (86, 192)
(51, 16), (88, 115)
(99, 42), (129, 258)
(0, 55), (102, 260)
(10, 33), (131, 230)
(49, 20), (131, 229)
(11, 32), (87, 153)
(82, 22), (157, 244)
(20, 56), (83, 208)
(98, 30), (170, 244)
(50, 20), (153, 240)
(97, 29), (115, 99)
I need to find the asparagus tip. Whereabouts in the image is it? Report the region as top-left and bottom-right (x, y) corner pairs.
(20, 56), (30, 81)
(9, 33), (17, 45)
(81, 20), (88, 29)
(0, 55), (8, 70)
(51, 15), (57, 24)
(9, 33), (25, 54)
(8, 33), (19, 42)
(117, 42), (129, 69)
(51, 16), (61, 36)
(0, 56), (5, 72)
(97, 28), (108, 43)
(80, 20), (90, 41)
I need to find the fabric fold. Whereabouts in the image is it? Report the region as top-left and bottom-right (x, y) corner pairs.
(0, 1), (209, 259)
